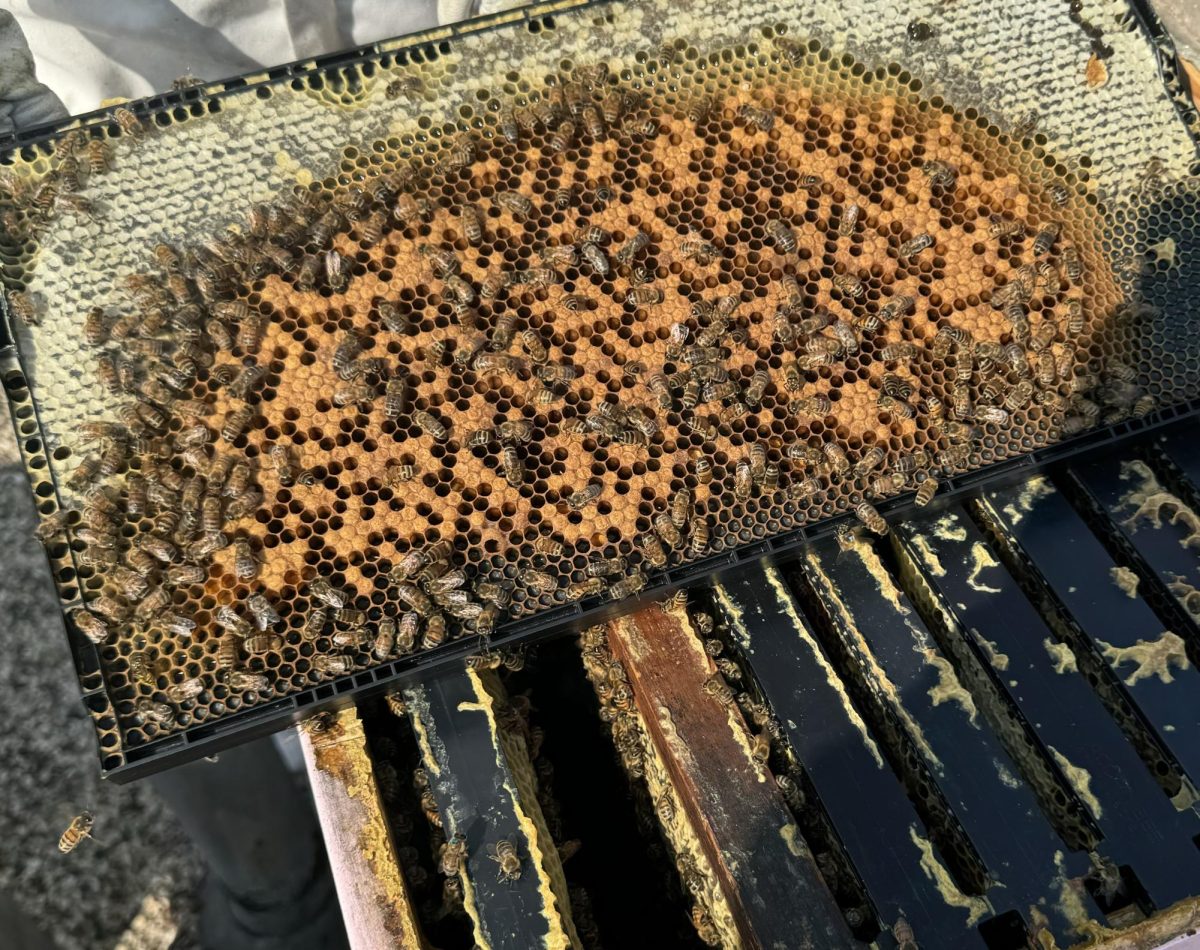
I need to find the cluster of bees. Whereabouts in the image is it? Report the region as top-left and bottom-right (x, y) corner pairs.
(6, 35), (1154, 735)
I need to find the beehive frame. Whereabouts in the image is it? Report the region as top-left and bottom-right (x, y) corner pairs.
(2, 0), (1199, 779)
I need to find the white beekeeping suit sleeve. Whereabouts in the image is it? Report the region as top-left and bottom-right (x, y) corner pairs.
(0, 0), (533, 131)
(0, 9), (65, 135)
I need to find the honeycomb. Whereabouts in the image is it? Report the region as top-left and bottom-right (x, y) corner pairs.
(1, 0), (1198, 769)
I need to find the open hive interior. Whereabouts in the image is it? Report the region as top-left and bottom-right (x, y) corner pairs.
(1, 0), (1198, 768)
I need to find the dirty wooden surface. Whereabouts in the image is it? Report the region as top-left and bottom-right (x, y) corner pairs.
(607, 604), (854, 950)
(299, 709), (426, 950)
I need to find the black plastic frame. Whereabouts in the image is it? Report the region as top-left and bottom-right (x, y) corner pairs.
(0, 0), (1198, 781)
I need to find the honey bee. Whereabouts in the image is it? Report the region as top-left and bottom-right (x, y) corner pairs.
(394, 581), (434, 617)
(866, 471), (902, 498)
(501, 446), (525, 489)
(609, 571), (646, 600)
(766, 219), (797, 253)
(742, 369), (770, 407)
(223, 670), (268, 693)
(1062, 244), (1083, 283)
(7, 291), (39, 327)
(920, 159), (957, 188)
(836, 201), (861, 237)
(59, 812), (96, 854)
(567, 483), (602, 509)
(734, 458), (754, 501)
(71, 608), (109, 645)
(246, 592), (281, 631)
(879, 342), (917, 361)
(736, 103), (775, 132)
(645, 371), (672, 408)
(626, 287), (664, 307)
(167, 677), (204, 704)
(913, 476), (939, 507)
(133, 696), (174, 727)
(85, 137), (110, 173)
(683, 515), (708, 557)
(495, 190), (534, 218)
(988, 215), (1026, 241)
(315, 655), (354, 676)
(568, 578), (605, 600)
(329, 624), (368, 650)
(1033, 222), (1061, 258)
(548, 119), (576, 153)
(519, 567), (558, 594)
(485, 838), (522, 882)
(1048, 182), (1070, 207)
(899, 233), (934, 258)
(632, 531), (667, 570)
(614, 230), (651, 265)
(112, 106), (143, 138)
(299, 605), (328, 642)
(418, 613), (447, 650)
(855, 501), (888, 536)
(413, 409), (449, 441)
(833, 273), (865, 299)
(385, 75), (423, 100)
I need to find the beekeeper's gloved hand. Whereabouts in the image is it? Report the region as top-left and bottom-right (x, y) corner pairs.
(0, 11), (66, 137)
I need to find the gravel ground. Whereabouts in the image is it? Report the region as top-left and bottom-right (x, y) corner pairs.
(0, 466), (201, 950)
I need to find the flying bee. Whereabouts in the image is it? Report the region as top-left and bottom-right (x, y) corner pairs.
(899, 233), (934, 258)
(59, 812), (95, 854)
(736, 103), (775, 132)
(766, 219), (797, 253)
(495, 190), (534, 217)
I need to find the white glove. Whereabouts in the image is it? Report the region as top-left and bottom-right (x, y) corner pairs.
(0, 11), (66, 137)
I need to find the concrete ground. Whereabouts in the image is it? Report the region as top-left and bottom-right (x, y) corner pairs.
(0, 466), (201, 949)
